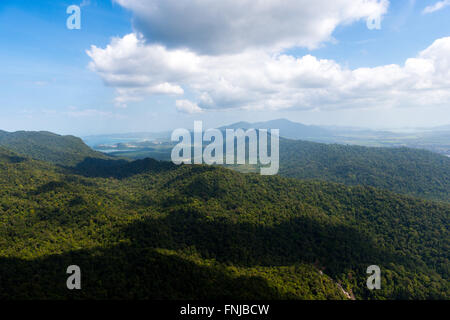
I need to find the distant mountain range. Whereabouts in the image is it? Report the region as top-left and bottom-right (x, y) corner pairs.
(218, 119), (331, 140)
(85, 119), (450, 157)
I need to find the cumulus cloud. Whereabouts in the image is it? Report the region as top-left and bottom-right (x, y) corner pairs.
(176, 100), (203, 114)
(113, 0), (388, 54)
(86, 1), (450, 113)
(87, 33), (450, 112)
(423, 0), (450, 14)
(87, 34), (188, 107)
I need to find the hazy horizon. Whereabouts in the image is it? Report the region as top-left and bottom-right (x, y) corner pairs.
(2, 117), (450, 138)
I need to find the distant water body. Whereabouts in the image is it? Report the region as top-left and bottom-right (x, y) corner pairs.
(96, 149), (137, 153)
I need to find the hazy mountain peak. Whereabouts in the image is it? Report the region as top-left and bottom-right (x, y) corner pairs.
(221, 119), (331, 139)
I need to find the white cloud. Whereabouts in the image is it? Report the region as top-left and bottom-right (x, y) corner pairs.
(87, 33), (450, 113)
(87, 34), (188, 107)
(175, 100), (203, 114)
(423, 0), (450, 14)
(113, 0), (388, 54)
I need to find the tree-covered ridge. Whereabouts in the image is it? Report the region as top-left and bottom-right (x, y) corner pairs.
(90, 131), (450, 202)
(2, 129), (449, 202)
(0, 147), (448, 300)
(278, 138), (450, 202)
(0, 130), (110, 166)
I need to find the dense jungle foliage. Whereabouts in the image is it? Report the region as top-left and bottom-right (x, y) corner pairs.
(278, 139), (450, 203)
(0, 143), (448, 300)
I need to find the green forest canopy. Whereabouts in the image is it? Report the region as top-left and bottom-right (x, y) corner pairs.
(0, 144), (448, 300)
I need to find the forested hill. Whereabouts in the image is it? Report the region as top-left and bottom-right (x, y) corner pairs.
(278, 138), (450, 202)
(3, 130), (449, 202)
(94, 129), (450, 202)
(0, 130), (109, 166)
(0, 146), (448, 300)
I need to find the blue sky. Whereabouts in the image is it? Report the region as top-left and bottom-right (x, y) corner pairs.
(1, 0), (450, 135)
